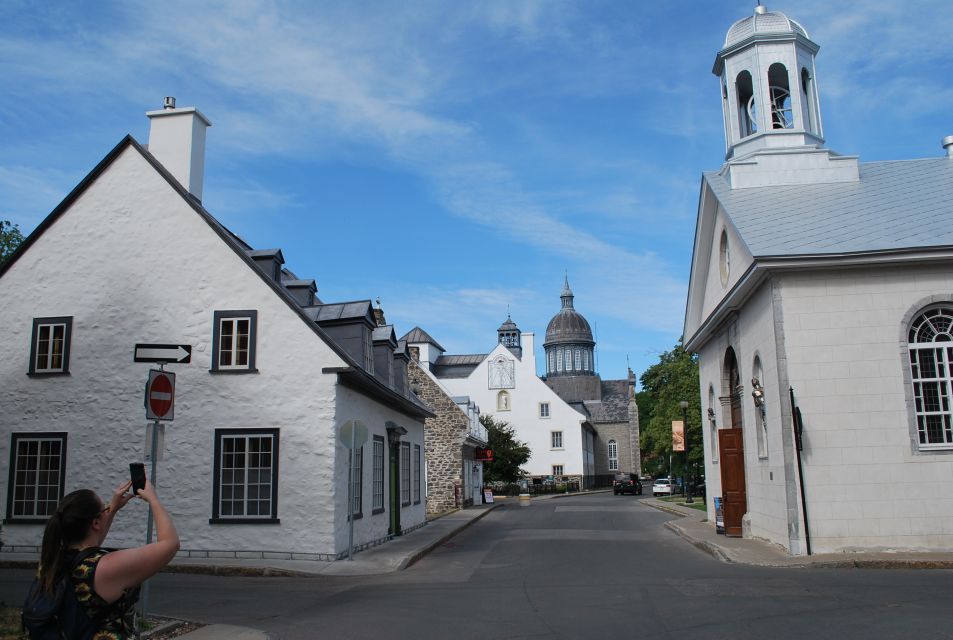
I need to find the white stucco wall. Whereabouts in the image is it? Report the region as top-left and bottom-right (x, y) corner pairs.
(699, 263), (953, 553)
(437, 336), (588, 477)
(779, 265), (953, 552)
(0, 145), (422, 559)
(698, 280), (791, 548)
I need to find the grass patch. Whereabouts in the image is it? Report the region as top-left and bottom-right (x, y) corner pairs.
(0, 603), (24, 640)
(658, 496), (708, 512)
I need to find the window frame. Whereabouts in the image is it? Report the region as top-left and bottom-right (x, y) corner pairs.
(905, 305), (953, 451)
(608, 439), (619, 471)
(552, 464), (564, 477)
(539, 402), (550, 418)
(350, 445), (363, 519)
(413, 444), (422, 505)
(372, 435), (385, 515)
(210, 428), (279, 524)
(210, 310), (258, 373)
(28, 317), (73, 376)
(5, 432), (68, 524)
(400, 442), (411, 507)
(550, 430), (563, 450)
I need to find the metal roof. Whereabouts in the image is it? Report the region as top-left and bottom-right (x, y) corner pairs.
(310, 301), (373, 322)
(705, 158), (953, 257)
(400, 326), (446, 352)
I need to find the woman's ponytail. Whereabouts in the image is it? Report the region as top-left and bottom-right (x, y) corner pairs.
(38, 490), (100, 592)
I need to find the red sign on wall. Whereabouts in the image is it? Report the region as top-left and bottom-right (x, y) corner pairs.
(145, 370), (175, 421)
(475, 447), (494, 462)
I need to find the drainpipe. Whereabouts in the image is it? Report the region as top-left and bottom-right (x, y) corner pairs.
(789, 387), (812, 555)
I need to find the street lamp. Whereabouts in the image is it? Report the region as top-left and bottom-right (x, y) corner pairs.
(679, 400), (693, 504)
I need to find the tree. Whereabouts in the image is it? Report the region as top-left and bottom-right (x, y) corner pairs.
(635, 340), (702, 480)
(0, 220), (25, 267)
(480, 415), (530, 483)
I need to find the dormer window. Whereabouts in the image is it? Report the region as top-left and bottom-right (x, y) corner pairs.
(363, 327), (374, 373)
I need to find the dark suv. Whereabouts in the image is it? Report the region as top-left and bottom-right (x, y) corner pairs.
(612, 473), (643, 495)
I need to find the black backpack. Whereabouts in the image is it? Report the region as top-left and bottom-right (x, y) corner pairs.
(22, 549), (102, 640)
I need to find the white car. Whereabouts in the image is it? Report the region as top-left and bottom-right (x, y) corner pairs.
(652, 478), (674, 497)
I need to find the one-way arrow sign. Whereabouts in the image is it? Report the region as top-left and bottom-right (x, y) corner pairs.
(134, 343), (192, 364)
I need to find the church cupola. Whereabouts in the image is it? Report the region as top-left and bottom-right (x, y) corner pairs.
(712, 4), (859, 188)
(714, 4), (823, 161)
(497, 314), (522, 358)
(544, 276), (595, 378)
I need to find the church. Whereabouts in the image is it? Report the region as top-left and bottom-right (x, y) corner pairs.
(405, 277), (640, 487)
(684, 5), (953, 553)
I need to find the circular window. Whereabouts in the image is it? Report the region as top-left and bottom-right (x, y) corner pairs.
(719, 229), (730, 286)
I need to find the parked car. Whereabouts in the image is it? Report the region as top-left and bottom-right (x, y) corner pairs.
(612, 473), (642, 495)
(652, 478), (674, 497)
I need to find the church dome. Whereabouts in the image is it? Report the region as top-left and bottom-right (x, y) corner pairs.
(544, 277), (594, 347)
(724, 4), (808, 48)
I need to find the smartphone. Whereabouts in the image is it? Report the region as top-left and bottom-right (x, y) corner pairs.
(130, 463), (146, 495)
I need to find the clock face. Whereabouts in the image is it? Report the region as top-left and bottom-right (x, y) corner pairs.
(488, 356), (515, 389)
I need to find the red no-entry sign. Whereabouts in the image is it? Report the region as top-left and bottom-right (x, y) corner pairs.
(145, 370), (175, 421)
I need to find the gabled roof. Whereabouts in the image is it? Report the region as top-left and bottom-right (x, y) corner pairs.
(0, 134), (431, 420)
(704, 158), (953, 258)
(432, 353), (485, 379)
(400, 326), (445, 352)
(373, 325), (398, 345)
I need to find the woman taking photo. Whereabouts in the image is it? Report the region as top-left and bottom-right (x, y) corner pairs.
(31, 478), (179, 638)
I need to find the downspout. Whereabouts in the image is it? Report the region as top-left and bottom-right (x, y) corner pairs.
(789, 387), (812, 555)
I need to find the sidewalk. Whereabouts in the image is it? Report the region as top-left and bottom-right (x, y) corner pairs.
(646, 498), (953, 569)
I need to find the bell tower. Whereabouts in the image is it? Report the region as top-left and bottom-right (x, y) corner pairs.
(713, 4), (858, 188)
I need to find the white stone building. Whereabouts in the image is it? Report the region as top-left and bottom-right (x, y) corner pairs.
(0, 102), (431, 561)
(405, 321), (596, 483)
(684, 5), (953, 553)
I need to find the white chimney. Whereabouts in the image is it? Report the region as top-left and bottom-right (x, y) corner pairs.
(146, 97), (212, 200)
(943, 135), (953, 158)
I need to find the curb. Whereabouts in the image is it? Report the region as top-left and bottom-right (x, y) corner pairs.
(664, 520), (732, 563)
(398, 502), (503, 570)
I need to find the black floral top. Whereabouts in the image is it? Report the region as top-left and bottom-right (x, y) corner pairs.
(69, 548), (140, 640)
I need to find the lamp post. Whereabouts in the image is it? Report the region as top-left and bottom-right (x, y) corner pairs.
(679, 400), (693, 504)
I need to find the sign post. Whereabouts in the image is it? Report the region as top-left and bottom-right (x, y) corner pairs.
(134, 343), (189, 625)
(338, 420), (368, 561)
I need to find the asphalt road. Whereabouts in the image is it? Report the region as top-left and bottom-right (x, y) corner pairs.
(3, 494), (953, 639)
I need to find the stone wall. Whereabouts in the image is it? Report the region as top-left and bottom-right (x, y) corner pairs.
(407, 361), (469, 515)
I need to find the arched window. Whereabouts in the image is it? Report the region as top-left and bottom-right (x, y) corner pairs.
(719, 229), (730, 286)
(800, 67), (817, 134)
(583, 350), (590, 372)
(908, 306), (953, 448)
(735, 71), (756, 137)
(548, 350), (555, 374)
(497, 390), (511, 411)
(608, 439), (618, 471)
(708, 385), (718, 463)
(752, 356), (768, 458)
(575, 349), (581, 371)
(556, 349), (563, 372)
(767, 63), (793, 129)
(565, 349), (573, 371)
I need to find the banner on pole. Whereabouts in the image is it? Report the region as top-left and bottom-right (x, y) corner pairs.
(672, 420), (685, 452)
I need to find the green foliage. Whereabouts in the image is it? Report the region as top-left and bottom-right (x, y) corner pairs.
(636, 341), (703, 479)
(480, 414), (530, 483)
(0, 220), (25, 267)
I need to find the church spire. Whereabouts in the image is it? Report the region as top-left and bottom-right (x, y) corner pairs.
(561, 273), (574, 309)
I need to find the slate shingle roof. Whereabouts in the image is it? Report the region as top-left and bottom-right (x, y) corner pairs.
(706, 158), (953, 257)
(582, 380), (631, 423)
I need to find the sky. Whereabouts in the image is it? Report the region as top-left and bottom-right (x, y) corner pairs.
(2, 1), (952, 385)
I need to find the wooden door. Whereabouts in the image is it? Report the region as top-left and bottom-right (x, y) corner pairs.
(718, 428), (746, 537)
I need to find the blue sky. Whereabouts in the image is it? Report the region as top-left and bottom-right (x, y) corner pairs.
(2, 1), (951, 383)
